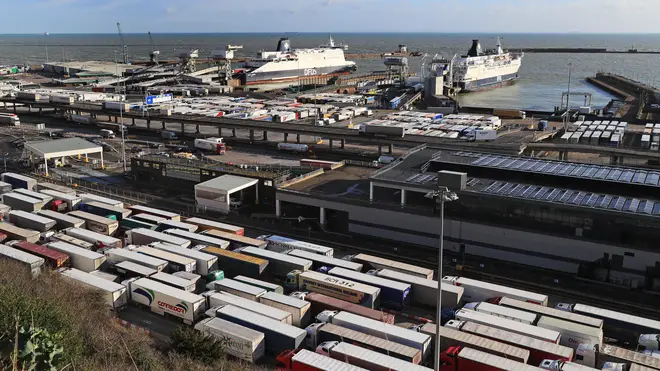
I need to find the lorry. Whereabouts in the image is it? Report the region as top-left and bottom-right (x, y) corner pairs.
(134, 246), (196, 273)
(238, 246), (311, 278)
(104, 248), (168, 272)
(261, 235), (333, 256)
(493, 109), (526, 119)
(195, 318), (265, 363)
(37, 182), (76, 195)
(2, 192), (45, 212)
(496, 297), (603, 329)
(60, 268), (127, 310)
(9, 210), (56, 232)
(348, 253), (433, 279)
(259, 291), (311, 327)
(328, 267), (410, 309)
(0, 181), (12, 194)
(63, 228), (122, 249)
(1, 173), (37, 191)
(316, 310), (431, 358)
(371, 269), (463, 308)
(125, 278), (206, 325)
(419, 323), (530, 364)
(80, 201), (131, 221)
(316, 341), (431, 371)
(205, 291), (292, 324)
(359, 125), (405, 138)
(445, 320), (574, 365)
(539, 360), (600, 370)
(234, 276), (283, 294)
(8, 241), (69, 269)
(78, 194), (123, 208)
(120, 218), (157, 231)
(131, 213), (166, 225)
(201, 246), (268, 278)
(442, 276), (549, 306)
(451, 310), (562, 343)
(275, 349), (367, 371)
(305, 323), (421, 364)
(36, 210), (85, 229)
(14, 188), (52, 205)
(155, 220), (198, 233)
(294, 292), (394, 324)
(277, 143), (310, 153)
(46, 241), (106, 272)
(466, 129), (498, 142)
(115, 261), (157, 278)
(0, 223), (40, 243)
(212, 304), (306, 355)
(129, 205), (181, 221)
(39, 190), (81, 211)
(125, 228), (191, 248)
(184, 217), (244, 235)
(536, 316), (603, 351)
(202, 229), (267, 249)
(207, 278), (267, 302)
(162, 229), (227, 249)
(161, 131), (178, 140)
(439, 346), (541, 371)
(149, 271), (196, 292)
(287, 270), (380, 309)
(150, 242), (218, 276)
(287, 249), (362, 271)
(463, 301), (538, 324)
(574, 344), (660, 369)
(102, 101), (130, 111)
(68, 211), (119, 236)
(0, 244), (44, 277)
(49, 232), (95, 250)
(194, 138), (227, 155)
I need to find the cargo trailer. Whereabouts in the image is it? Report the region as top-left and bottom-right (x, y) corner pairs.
(203, 229), (266, 249)
(155, 220), (198, 233)
(134, 246), (196, 273)
(259, 291), (310, 327)
(194, 318), (265, 363)
(14, 188), (52, 204)
(60, 268), (127, 310)
(212, 305), (306, 355)
(289, 270), (380, 309)
(261, 235), (333, 256)
(329, 267), (410, 309)
(1, 173), (37, 191)
(89, 270), (120, 282)
(201, 246), (268, 278)
(453, 310), (562, 343)
(497, 297), (603, 329)
(440, 347), (540, 371)
(576, 344), (660, 369)
(39, 190), (81, 211)
(0, 244), (44, 277)
(287, 249), (362, 271)
(276, 349), (367, 371)
(130, 213), (166, 225)
(537, 316), (603, 351)
(163, 229), (229, 249)
(8, 240), (69, 268)
(78, 194), (123, 208)
(372, 269), (463, 308)
(349, 253), (433, 279)
(359, 124), (406, 137)
(128, 205), (181, 221)
(0, 222), (40, 243)
(36, 210), (85, 229)
(2, 192), (45, 212)
(50, 232), (95, 249)
(205, 291), (292, 324)
(207, 278), (266, 301)
(63, 227), (121, 248)
(320, 341), (431, 371)
(0, 181), (12, 194)
(306, 323), (421, 364)
(81, 201), (131, 221)
(296, 292), (394, 324)
(149, 271), (196, 292)
(419, 323), (529, 364)
(125, 228), (191, 248)
(446, 321), (573, 365)
(234, 275), (283, 294)
(462, 301), (538, 324)
(119, 218), (157, 231)
(104, 248), (168, 271)
(151, 242), (217, 276)
(46, 241), (105, 272)
(239, 246), (311, 278)
(126, 278), (206, 324)
(37, 182), (76, 195)
(442, 276), (548, 306)
(115, 261), (157, 278)
(67, 211), (118, 236)
(184, 217), (244, 235)
(318, 311), (431, 358)
(9, 210), (56, 232)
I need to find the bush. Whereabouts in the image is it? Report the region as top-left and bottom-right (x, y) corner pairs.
(170, 325), (225, 364)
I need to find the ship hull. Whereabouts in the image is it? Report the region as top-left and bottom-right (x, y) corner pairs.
(459, 72), (519, 92)
(244, 65), (355, 84)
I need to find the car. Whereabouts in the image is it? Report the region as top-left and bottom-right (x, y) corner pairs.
(154, 152), (169, 158)
(148, 143), (164, 149)
(229, 198), (243, 209)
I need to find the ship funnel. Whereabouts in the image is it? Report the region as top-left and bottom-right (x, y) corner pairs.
(277, 38), (291, 52)
(467, 39), (482, 57)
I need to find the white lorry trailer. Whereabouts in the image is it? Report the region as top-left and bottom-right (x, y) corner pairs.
(206, 278), (266, 302)
(63, 228), (122, 249)
(125, 277), (206, 324)
(60, 268), (127, 310)
(36, 210), (85, 229)
(104, 248), (168, 272)
(463, 301), (538, 324)
(9, 210), (56, 232)
(204, 291), (292, 324)
(46, 241), (105, 272)
(0, 244), (44, 277)
(259, 291), (311, 327)
(124, 228), (191, 248)
(442, 276), (549, 305)
(194, 318), (265, 363)
(372, 268), (463, 308)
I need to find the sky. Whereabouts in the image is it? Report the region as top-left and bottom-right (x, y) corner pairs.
(2, 0), (660, 34)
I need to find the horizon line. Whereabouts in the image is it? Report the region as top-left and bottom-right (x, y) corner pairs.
(2, 31), (660, 35)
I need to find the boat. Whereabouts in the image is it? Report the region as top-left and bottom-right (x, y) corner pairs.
(442, 37), (523, 92)
(240, 36), (357, 88)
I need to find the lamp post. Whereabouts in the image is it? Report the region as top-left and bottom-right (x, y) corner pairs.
(426, 187), (459, 371)
(114, 50), (127, 171)
(564, 62), (572, 131)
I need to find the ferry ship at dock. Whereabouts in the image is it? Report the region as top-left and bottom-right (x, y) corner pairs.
(240, 36), (357, 89)
(443, 38), (523, 92)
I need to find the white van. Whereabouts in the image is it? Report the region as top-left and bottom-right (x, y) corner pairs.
(100, 129), (115, 139)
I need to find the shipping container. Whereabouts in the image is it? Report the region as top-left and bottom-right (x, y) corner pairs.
(60, 268), (127, 309)
(259, 291), (311, 327)
(298, 292), (394, 324)
(163, 229), (228, 249)
(115, 261), (157, 278)
(212, 305), (306, 355)
(239, 246), (311, 278)
(205, 291), (292, 324)
(194, 318), (265, 363)
(67, 211), (118, 236)
(46, 241), (105, 272)
(328, 267), (410, 309)
(36, 210), (85, 229)
(463, 301), (538, 324)
(134, 246), (196, 273)
(128, 205), (181, 221)
(184, 217), (244, 235)
(125, 228), (191, 249)
(203, 229), (266, 249)
(0, 222), (40, 242)
(0, 244), (44, 277)
(453, 310), (561, 343)
(81, 201), (131, 221)
(262, 235), (333, 256)
(39, 190), (81, 211)
(9, 210), (56, 232)
(208, 278), (266, 301)
(2, 192), (45, 212)
(63, 227), (122, 249)
(288, 249), (361, 272)
(442, 276), (548, 306)
(373, 269), (463, 308)
(150, 271), (196, 292)
(155, 220), (198, 233)
(292, 270), (380, 309)
(78, 194), (123, 208)
(234, 275), (283, 294)
(1, 173), (37, 191)
(126, 278), (206, 324)
(350, 253), (433, 279)
(151, 242), (218, 276)
(498, 297), (603, 329)
(104, 248), (168, 271)
(322, 342), (431, 371)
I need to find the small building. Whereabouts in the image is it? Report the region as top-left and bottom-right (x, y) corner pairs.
(195, 175), (259, 214)
(24, 138), (103, 176)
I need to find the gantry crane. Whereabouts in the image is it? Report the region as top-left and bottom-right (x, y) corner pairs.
(148, 31), (159, 64)
(116, 22), (128, 64)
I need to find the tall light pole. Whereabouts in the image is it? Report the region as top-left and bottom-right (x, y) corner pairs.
(114, 51), (127, 171)
(564, 62), (572, 131)
(426, 187), (459, 371)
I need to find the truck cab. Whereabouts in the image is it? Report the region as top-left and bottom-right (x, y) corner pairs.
(316, 310), (338, 324)
(316, 341), (338, 357)
(305, 323), (325, 348)
(285, 269), (303, 290)
(275, 349), (298, 371)
(289, 291), (308, 300)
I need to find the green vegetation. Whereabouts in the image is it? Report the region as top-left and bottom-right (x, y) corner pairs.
(0, 260), (265, 370)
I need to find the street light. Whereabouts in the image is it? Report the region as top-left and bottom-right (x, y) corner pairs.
(426, 187), (459, 371)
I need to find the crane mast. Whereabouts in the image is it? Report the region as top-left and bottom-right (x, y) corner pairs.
(116, 22), (128, 64)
